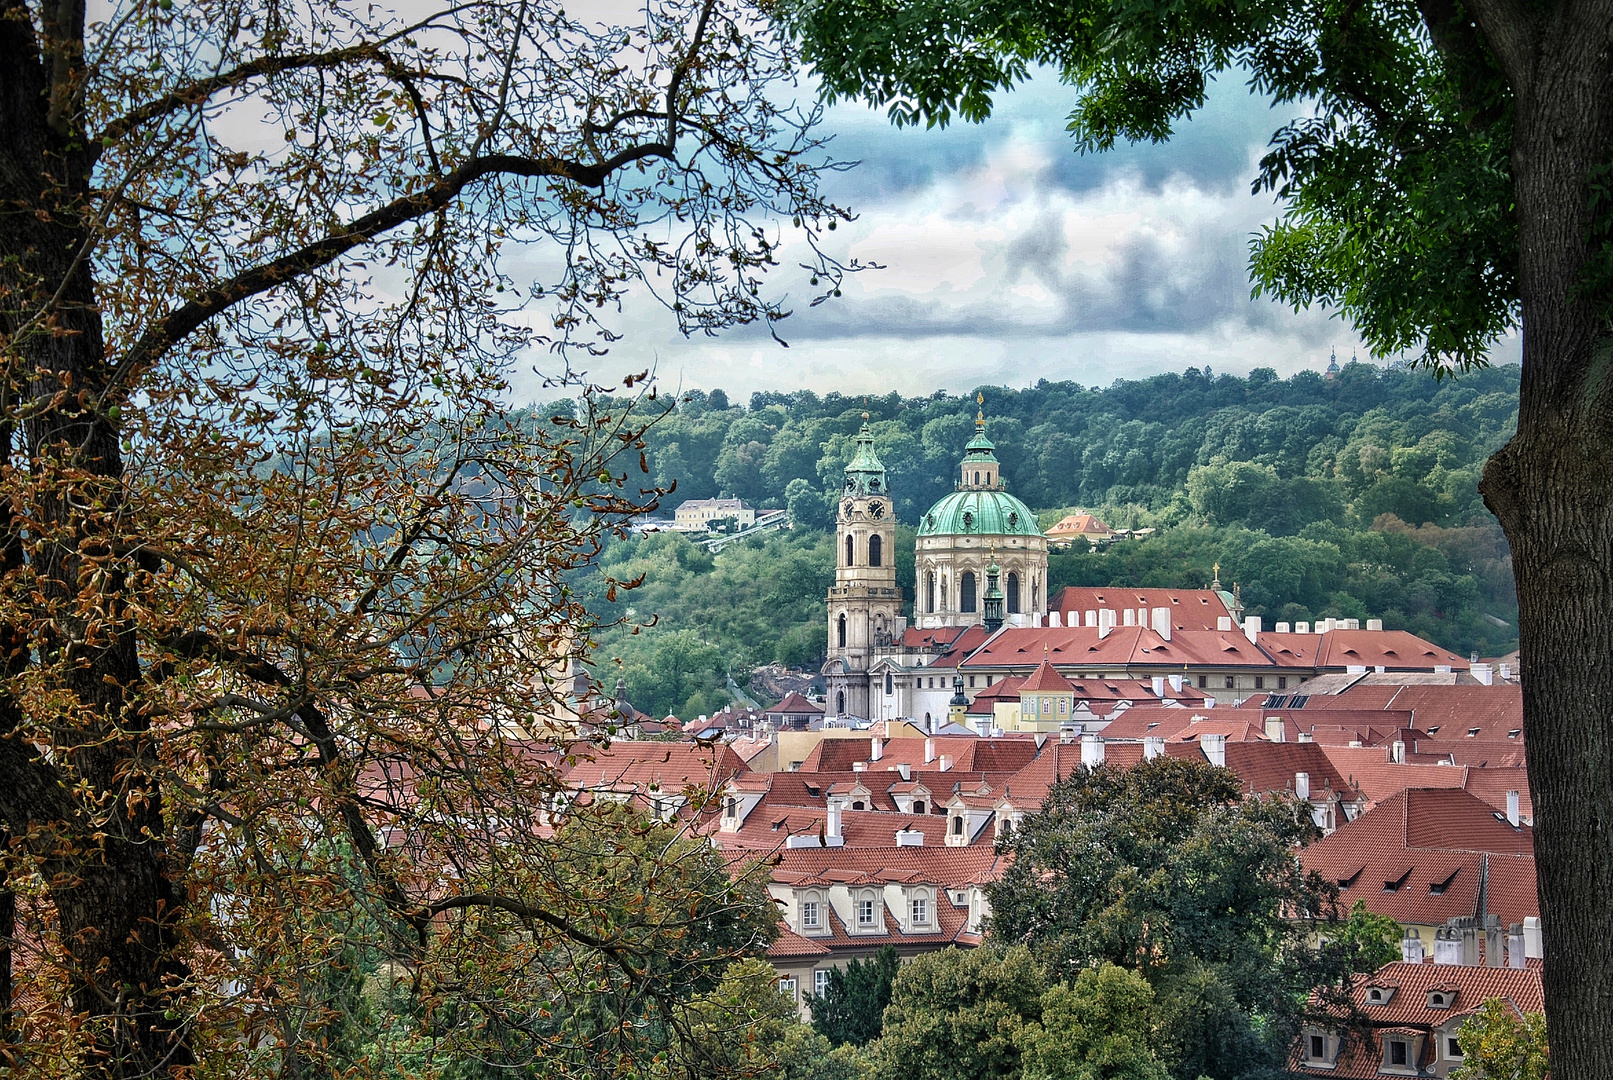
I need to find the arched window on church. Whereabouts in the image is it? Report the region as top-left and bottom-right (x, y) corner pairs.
(926, 571), (936, 613)
(960, 571), (977, 613)
(869, 534), (882, 567)
(973, 470), (980, 485)
(845, 534), (855, 566)
(836, 690), (845, 714)
(837, 613), (847, 648)
(1007, 572), (1021, 614)
(885, 672), (893, 695)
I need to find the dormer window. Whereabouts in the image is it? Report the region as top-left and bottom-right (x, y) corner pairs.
(724, 797), (737, 818)
(801, 899), (821, 930)
(858, 897), (876, 927)
(1427, 990), (1452, 1009)
(913, 800), (926, 814)
(951, 815), (964, 836)
(911, 895), (929, 926)
(1365, 985), (1397, 1005)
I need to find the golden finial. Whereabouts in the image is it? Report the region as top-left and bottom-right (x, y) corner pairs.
(975, 391), (986, 430)
(862, 411), (869, 421)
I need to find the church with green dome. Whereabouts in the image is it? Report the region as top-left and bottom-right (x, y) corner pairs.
(913, 403), (1049, 630)
(822, 399), (1049, 721)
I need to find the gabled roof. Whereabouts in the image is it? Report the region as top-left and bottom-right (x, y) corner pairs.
(768, 691), (824, 715)
(1300, 788), (1537, 927)
(1020, 658), (1077, 694)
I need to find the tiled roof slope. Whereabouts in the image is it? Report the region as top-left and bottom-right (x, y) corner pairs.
(1327, 684), (1524, 741)
(560, 741), (746, 792)
(1300, 789), (1537, 927)
(768, 691), (824, 715)
(1050, 587), (1233, 631)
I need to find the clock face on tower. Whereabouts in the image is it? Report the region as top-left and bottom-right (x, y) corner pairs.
(868, 500), (885, 519)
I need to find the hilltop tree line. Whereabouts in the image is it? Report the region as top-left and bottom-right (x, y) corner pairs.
(576, 363), (1518, 714)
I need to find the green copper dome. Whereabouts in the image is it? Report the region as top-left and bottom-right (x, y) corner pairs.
(842, 417), (888, 496)
(918, 488), (1042, 538)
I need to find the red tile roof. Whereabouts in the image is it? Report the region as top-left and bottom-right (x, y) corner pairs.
(559, 740), (746, 793)
(1300, 789), (1537, 928)
(768, 691), (824, 715)
(1050, 587), (1233, 631)
(1020, 657), (1077, 693)
(1325, 684), (1524, 741)
(961, 626), (1273, 670)
(1260, 630), (1468, 671)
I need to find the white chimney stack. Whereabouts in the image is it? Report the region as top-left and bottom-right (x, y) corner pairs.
(895, 828), (924, 847)
(897, 763), (912, 781)
(1048, 610), (1061, 627)
(1143, 736), (1165, 760)
(1507, 923), (1526, 968)
(1169, 673), (1184, 693)
(1367, 618), (1384, 631)
(1524, 916), (1543, 958)
(1295, 621), (1310, 634)
(1472, 663), (1494, 686)
(1099, 609), (1116, 639)
(1217, 616), (1233, 632)
(1201, 733), (1227, 768)
(1389, 740), (1406, 763)
(1275, 622), (1291, 633)
(1085, 609), (1098, 627)
(1265, 716), (1286, 742)
(1507, 790), (1520, 826)
(1123, 608), (1136, 626)
(1433, 926), (1462, 965)
(924, 737), (935, 763)
(1499, 662), (1512, 680)
(1151, 607), (1171, 641)
(870, 737), (883, 761)
(1295, 772), (1311, 800)
(939, 754), (953, 772)
(1402, 929), (1425, 964)
(1151, 675), (1166, 697)
(1081, 734), (1105, 768)
(1243, 616), (1262, 643)
(826, 802), (843, 845)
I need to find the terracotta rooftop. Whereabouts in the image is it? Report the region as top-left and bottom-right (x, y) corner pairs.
(768, 691), (823, 715)
(1049, 587), (1233, 631)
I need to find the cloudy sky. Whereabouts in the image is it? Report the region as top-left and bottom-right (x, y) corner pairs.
(509, 69), (1516, 404)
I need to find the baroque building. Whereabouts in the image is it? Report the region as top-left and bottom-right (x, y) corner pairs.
(824, 400), (1048, 721)
(823, 417), (905, 720)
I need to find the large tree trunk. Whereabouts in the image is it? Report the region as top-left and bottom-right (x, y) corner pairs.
(0, 2), (192, 1075)
(1478, 5), (1613, 1079)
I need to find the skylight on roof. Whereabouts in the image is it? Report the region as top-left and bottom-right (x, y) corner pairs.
(1467, 727), (1481, 737)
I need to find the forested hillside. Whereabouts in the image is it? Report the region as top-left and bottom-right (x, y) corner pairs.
(577, 361), (1521, 717)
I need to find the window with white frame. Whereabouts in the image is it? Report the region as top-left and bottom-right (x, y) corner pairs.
(815, 969), (830, 997)
(801, 900), (820, 930)
(778, 977), (797, 999)
(911, 895), (929, 925)
(857, 896), (875, 927)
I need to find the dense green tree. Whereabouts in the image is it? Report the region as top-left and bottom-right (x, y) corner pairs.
(1016, 965), (1171, 1080)
(1453, 1000), (1550, 1080)
(986, 758), (1343, 1080)
(870, 946), (1045, 1080)
(809, 945), (901, 1047)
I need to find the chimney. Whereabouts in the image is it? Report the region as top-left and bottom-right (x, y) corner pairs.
(939, 754), (953, 772)
(1201, 733), (1227, 767)
(1485, 916), (1504, 967)
(1507, 923), (1527, 969)
(924, 738), (935, 764)
(1498, 662), (1512, 680)
(826, 801), (843, 845)
(1151, 607), (1171, 641)
(1085, 609), (1098, 627)
(1367, 618), (1384, 631)
(1295, 771), (1311, 800)
(1461, 922), (1480, 966)
(895, 828), (924, 847)
(1506, 790), (1520, 827)
(1081, 734), (1105, 768)
(1217, 616), (1233, 632)
(1389, 740), (1406, 764)
(1169, 673), (1184, 693)
(1471, 663), (1494, 685)
(1059, 725), (1077, 744)
(1319, 618), (1334, 633)
(1098, 609), (1116, 639)
(1143, 736), (1165, 760)
(1264, 716), (1286, 742)
(1123, 608), (1136, 626)
(1275, 622), (1291, 633)
(1243, 616), (1262, 643)
(871, 737), (883, 761)
(1524, 916), (1543, 958)
(1402, 928), (1426, 964)
(1151, 675), (1166, 697)
(1048, 610), (1061, 627)
(1297, 731), (1314, 743)
(1433, 927), (1461, 965)
(1344, 618), (1360, 630)
(897, 763), (911, 781)
(1295, 621), (1310, 634)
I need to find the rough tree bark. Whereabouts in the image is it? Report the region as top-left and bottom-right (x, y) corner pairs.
(1472, 2), (1613, 1077)
(1, 0), (195, 1072)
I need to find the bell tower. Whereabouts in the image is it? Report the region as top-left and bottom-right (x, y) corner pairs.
(825, 416), (903, 720)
